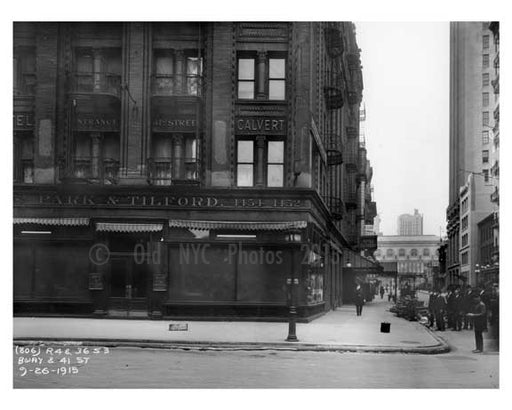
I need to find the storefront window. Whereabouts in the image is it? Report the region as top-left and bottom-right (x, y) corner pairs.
(306, 251), (324, 304)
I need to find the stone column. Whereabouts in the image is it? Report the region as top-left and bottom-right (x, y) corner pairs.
(175, 50), (185, 95)
(255, 135), (266, 187)
(90, 132), (103, 179)
(92, 48), (104, 92)
(172, 134), (184, 180)
(256, 51), (267, 99)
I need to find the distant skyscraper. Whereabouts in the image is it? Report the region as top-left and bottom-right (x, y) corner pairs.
(397, 209), (423, 236)
(446, 22), (499, 287)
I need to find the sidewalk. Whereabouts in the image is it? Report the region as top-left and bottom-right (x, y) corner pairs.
(13, 298), (449, 354)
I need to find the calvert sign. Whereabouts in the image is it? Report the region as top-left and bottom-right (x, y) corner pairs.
(236, 116), (286, 135)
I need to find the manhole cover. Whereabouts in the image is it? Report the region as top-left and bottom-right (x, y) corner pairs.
(399, 341), (421, 344)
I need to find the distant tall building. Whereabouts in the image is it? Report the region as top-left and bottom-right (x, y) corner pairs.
(446, 22), (499, 287)
(397, 209), (423, 236)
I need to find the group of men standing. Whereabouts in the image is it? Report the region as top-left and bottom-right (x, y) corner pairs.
(427, 285), (499, 353)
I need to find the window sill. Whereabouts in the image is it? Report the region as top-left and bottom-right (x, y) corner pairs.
(236, 99), (287, 105)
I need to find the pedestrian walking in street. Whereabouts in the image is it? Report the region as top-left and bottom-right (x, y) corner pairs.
(354, 285), (365, 316)
(434, 292), (447, 331)
(462, 286), (473, 330)
(380, 286), (385, 299)
(466, 293), (487, 353)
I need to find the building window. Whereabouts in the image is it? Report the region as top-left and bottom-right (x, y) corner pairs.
(482, 150), (489, 163)
(152, 50), (203, 96)
(236, 140), (254, 186)
(237, 54), (286, 100)
(268, 58), (286, 100)
(483, 73), (489, 86)
(13, 133), (34, 183)
(483, 169), (489, 183)
(153, 50), (174, 95)
(483, 111), (489, 126)
(410, 249), (418, 257)
(398, 248), (406, 257)
(483, 54), (489, 68)
(461, 215), (469, 231)
(237, 138), (284, 187)
(423, 248), (430, 257)
(461, 251), (469, 266)
(483, 92), (489, 107)
(186, 56), (202, 96)
(482, 130), (489, 144)
(237, 58), (255, 99)
(13, 47), (36, 96)
(386, 249), (394, 257)
(267, 140), (284, 187)
(462, 233), (468, 248)
(483, 35), (490, 49)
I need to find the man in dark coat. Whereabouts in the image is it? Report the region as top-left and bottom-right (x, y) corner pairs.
(452, 288), (463, 331)
(466, 293), (487, 353)
(435, 292), (447, 331)
(446, 288), (456, 329)
(462, 286), (473, 330)
(428, 291), (437, 328)
(354, 285), (365, 316)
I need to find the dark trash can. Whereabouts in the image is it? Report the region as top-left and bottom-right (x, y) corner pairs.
(380, 322), (391, 333)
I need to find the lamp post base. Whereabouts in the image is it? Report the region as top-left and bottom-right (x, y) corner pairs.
(285, 305), (299, 342)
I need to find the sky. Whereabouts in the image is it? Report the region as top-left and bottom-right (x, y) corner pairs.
(356, 22), (449, 237)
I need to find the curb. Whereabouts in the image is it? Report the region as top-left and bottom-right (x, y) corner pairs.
(13, 337), (450, 354)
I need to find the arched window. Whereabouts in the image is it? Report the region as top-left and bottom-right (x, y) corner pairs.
(398, 248), (406, 257)
(410, 249), (418, 257)
(386, 249), (394, 257)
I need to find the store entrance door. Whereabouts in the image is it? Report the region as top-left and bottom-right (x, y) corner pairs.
(108, 255), (149, 318)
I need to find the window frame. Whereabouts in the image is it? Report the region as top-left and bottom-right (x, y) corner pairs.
(483, 72), (490, 86)
(237, 56), (256, 100)
(266, 139), (285, 187)
(268, 56), (286, 101)
(236, 139), (255, 187)
(482, 130), (489, 145)
(483, 54), (490, 68)
(483, 92), (489, 107)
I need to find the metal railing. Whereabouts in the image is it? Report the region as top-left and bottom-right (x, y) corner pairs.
(322, 195), (344, 220)
(71, 156), (120, 183)
(325, 134), (343, 166)
(147, 157), (200, 186)
(324, 27), (343, 58)
(70, 72), (122, 97)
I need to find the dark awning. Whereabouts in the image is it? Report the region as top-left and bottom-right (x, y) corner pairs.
(96, 222), (163, 232)
(168, 220), (307, 231)
(14, 217), (90, 226)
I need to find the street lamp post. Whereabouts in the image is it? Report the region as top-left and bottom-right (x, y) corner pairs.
(286, 231), (301, 342)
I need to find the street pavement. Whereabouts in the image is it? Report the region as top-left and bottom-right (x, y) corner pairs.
(13, 293), (499, 388)
(14, 296), (446, 353)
